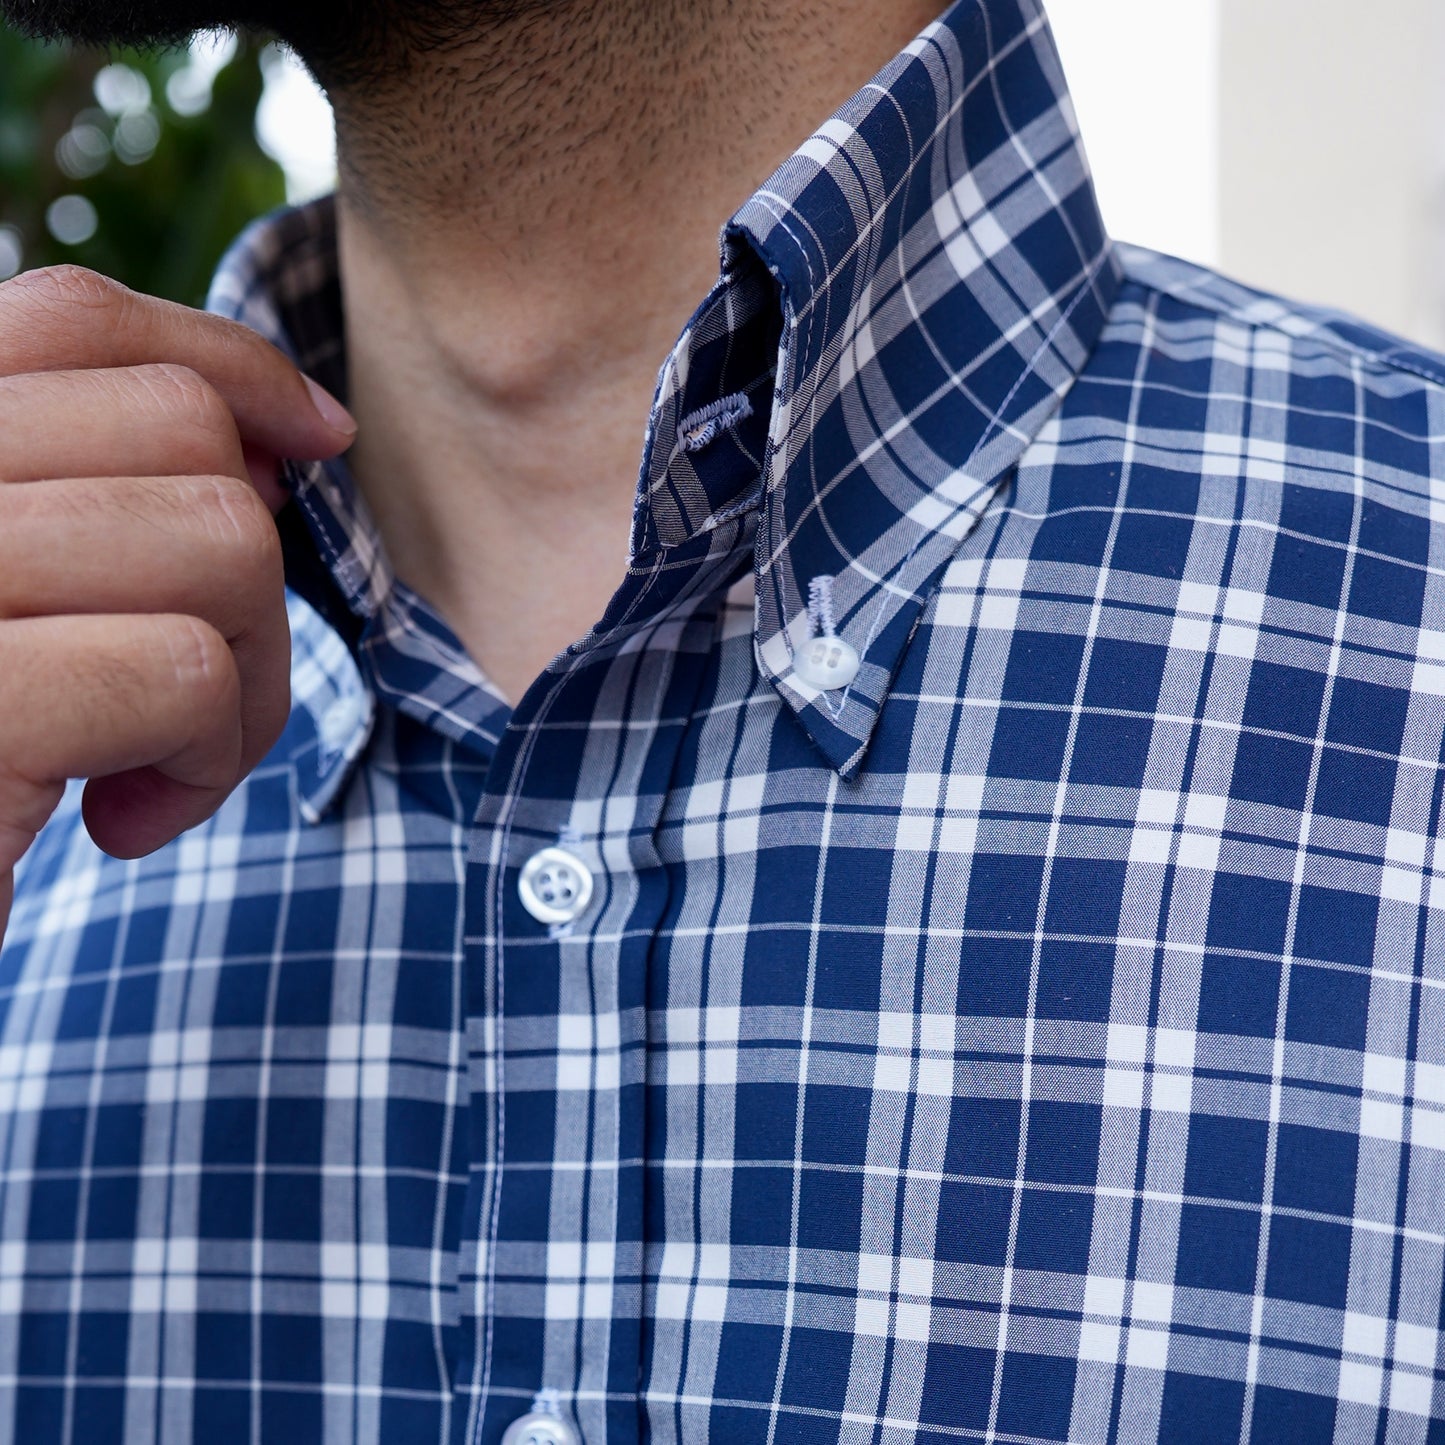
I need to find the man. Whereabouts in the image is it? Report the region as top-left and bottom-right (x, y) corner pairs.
(0, 0), (1442, 1439)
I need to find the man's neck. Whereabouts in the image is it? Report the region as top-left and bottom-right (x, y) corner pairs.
(327, 0), (943, 701)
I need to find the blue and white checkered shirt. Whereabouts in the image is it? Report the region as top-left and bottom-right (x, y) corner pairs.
(6, 0), (1445, 1439)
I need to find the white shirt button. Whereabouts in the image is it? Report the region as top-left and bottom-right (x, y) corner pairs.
(794, 635), (861, 690)
(501, 1408), (581, 1445)
(518, 847), (594, 926)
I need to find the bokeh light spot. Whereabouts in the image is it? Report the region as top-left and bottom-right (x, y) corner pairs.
(46, 195), (99, 246)
(93, 64), (152, 118)
(55, 121), (110, 179)
(114, 111), (162, 165)
(0, 226), (22, 281)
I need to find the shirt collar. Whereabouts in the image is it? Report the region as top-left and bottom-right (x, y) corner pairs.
(718, 0), (1120, 774)
(210, 0), (1118, 785)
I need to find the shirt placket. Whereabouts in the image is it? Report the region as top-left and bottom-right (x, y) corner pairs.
(437, 250), (781, 1442)
(450, 526), (754, 1445)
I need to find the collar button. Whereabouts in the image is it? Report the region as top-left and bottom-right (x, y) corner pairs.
(795, 636), (861, 690)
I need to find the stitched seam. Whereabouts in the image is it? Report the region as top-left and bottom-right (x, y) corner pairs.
(1119, 251), (1445, 391)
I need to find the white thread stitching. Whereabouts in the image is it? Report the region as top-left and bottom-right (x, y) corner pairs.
(807, 575), (838, 639)
(679, 392), (754, 453)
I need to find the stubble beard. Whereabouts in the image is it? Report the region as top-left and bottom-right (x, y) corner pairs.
(0, 0), (559, 88)
(5, 0), (691, 246)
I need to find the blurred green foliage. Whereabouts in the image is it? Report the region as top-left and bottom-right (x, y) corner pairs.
(0, 28), (285, 305)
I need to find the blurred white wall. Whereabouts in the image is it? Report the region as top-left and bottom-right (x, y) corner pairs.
(1047, 0), (1445, 349)
(1218, 0), (1445, 349)
(1045, 0), (1220, 267)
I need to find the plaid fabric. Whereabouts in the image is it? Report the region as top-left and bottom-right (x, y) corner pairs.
(5, 0), (1445, 1439)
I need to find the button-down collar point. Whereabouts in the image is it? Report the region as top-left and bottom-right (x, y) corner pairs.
(794, 635), (862, 690)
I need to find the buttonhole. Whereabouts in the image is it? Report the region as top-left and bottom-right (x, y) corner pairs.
(679, 392), (754, 453)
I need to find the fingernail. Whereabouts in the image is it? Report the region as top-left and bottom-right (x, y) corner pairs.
(303, 375), (358, 438)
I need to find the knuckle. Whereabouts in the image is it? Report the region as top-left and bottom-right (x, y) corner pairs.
(191, 474), (282, 577)
(2, 264), (125, 316)
(135, 362), (228, 427)
(130, 361), (242, 473)
(161, 615), (236, 710)
(132, 364), (239, 472)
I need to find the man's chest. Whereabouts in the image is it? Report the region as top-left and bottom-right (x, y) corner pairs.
(4, 509), (1444, 1443)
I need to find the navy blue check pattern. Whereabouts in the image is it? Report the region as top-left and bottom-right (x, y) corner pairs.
(5, 0), (1445, 1439)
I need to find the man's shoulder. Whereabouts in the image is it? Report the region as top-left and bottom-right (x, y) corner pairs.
(1116, 241), (1445, 405)
(1048, 242), (1445, 553)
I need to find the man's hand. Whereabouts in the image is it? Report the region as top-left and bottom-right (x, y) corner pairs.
(0, 266), (356, 944)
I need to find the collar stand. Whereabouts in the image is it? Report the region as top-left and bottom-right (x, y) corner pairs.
(629, 249), (782, 557)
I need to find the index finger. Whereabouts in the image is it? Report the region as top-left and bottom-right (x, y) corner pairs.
(0, 265), (356, 463)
